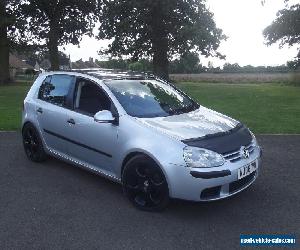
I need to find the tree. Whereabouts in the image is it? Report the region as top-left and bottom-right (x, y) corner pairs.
(0, 0), (27, 84)
(263, 2), (300, 68)
(223, 63), (241, 73)
(128, 59), (152, 72)
(0, 0), (10, 84)
(98, 0), (226, 79)
(24, 49), (70, 68)
(96, 58), (129, 70)
(170, 52), (202, 73)
(21, 0), (98, 70)
(287, 53), (300, 70)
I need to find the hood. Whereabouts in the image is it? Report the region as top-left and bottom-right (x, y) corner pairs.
(137, 106), (239, 140)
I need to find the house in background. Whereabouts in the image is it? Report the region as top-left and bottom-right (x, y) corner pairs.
(32, 58), (71, 72)
(9, 54), (34, 81)
(9, 54), (97, 79)
(71, 57), (100, 69)
(39, 59), (51, 71)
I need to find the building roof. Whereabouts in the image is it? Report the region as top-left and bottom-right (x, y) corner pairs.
(71, 59), (100, 69)
(9, 54), (33, 69)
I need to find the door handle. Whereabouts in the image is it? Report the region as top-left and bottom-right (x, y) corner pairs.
(37, 107), (43, 114)
(67, 118), (76, 125)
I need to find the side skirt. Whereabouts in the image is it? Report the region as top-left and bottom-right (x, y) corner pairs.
(47, 148), (121, 184)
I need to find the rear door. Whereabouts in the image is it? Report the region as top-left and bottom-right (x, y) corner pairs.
(35, 74), (75, 154)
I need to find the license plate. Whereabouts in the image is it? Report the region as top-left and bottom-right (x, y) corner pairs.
(238, 161), (257, 180)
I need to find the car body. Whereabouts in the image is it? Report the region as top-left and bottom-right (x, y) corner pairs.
(22, 69), (262, 210)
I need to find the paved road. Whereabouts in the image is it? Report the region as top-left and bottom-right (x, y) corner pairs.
(0, 133), (299, 249)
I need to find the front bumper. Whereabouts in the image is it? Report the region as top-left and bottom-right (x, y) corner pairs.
(167, 146), (262, 201)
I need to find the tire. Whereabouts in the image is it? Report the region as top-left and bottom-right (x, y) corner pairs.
(22, 123), (47, 162)
(122, 154), (169, 211)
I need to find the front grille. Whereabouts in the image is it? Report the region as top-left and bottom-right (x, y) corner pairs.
(229, 171), (256, 193)
(223, 143), (255, 163)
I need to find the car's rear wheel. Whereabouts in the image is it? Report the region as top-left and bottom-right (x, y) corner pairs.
(22, 123), (47, 162)
(122, 155), (169, 211)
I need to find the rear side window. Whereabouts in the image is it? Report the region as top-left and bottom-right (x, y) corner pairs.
(38, 74), (74, 107)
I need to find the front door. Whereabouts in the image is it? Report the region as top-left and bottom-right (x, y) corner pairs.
(63, 77), (119, 174)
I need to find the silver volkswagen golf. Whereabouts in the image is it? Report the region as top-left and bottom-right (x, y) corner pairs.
(22, 70), (262, 211)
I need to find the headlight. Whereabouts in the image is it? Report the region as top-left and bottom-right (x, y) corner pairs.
(183, 146), (225, 168)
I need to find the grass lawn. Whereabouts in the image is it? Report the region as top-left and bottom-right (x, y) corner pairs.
(0, 82), (299, 133)
(177, 82), (300, 134)
(0, 83), (31, 131)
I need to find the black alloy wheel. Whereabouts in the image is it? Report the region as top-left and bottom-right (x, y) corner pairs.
(122, 155), (169, 211)
(22, 123), (47, 162)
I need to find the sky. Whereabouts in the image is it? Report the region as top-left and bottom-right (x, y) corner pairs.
(61, 0), (299, 67)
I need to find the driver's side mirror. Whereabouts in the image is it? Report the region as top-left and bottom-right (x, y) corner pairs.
(94, 110), (115, 123)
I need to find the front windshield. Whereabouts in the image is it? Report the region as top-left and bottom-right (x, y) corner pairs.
(104, 79), (199, 118)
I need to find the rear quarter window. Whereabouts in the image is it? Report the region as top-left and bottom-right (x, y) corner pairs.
(38, 74), (74, 107)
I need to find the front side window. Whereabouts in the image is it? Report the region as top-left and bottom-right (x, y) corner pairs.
(74, 78), (111, 116)
(104, 79), (199, 118)
(38, 74), (74, 107)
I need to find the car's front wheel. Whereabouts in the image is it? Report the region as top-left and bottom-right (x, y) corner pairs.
(122, 155), (169, 211)
(22, 123), (47, 162)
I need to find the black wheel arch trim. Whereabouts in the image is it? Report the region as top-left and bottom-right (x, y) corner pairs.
(121, 152), (171, 196)
(22, 121), (41, 136)
(22, 121), (34, 132)
(121, 152), (166, 179)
